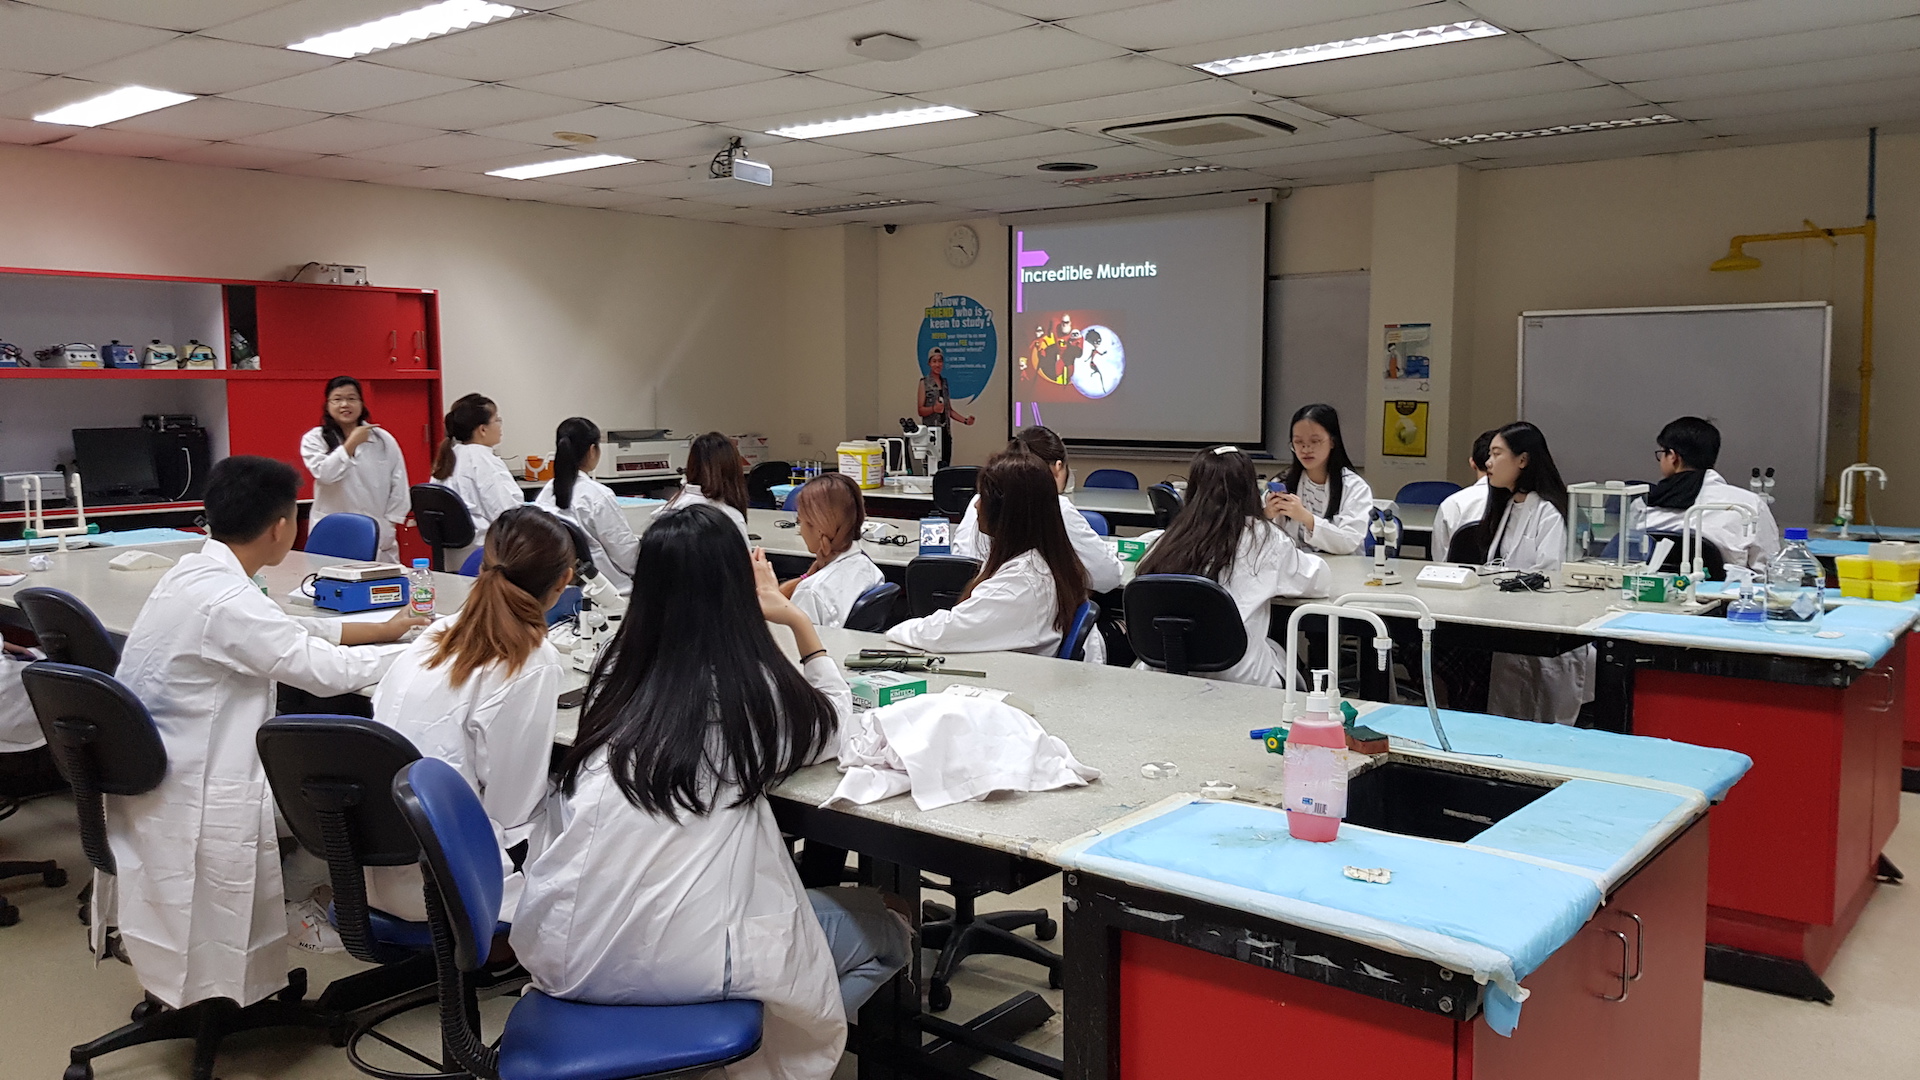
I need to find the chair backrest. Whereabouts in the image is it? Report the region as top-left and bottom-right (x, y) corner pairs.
(1148, 483), (1183, 529)
(257, 716), (423, 964)
(1079, 509), (1110, 536)
(1394, 480), (1462, 506)
(1646, 530), (1728, 581)
(782, 487), (801, 511)
(1124, 575), (1248, 677)
(15, 587), (119, 673)
(410, 484), (475, 571)
(20, 662), (167, 875)
(459, 548), (485, 577)
(1059, 600), (1099, 661)
(906, 556), (981, 618)
(307, 512), (380, 562)
(932, 466), (980, 517)
(1084, 469), (1139, 490)
(844, 581), (902, 633)
(747, 461), (792, 509)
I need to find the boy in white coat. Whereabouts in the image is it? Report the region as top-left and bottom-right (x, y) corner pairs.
(1431, 429), (1494, 563)
(1637, 416), (1780, 571)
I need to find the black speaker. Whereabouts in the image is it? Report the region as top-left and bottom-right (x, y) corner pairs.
(150, 426), (211, 502)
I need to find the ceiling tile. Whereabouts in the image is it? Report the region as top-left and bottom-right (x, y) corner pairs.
(0, 2), (179, 74)
(561, 0), (870, 45)
(69, 34), (333, 96)
(1209, 131), (1431, 168)
(108, 96), (326, 139)
(979, 0), (1160, 17)
(0, 68), (39, 95)
(350, 131), (542, 166)
(1072, 166), (1275, 198)
(697, 0), (1032, 73)
(1695, 97), (1920, 139)
(472, 104), (694, 145)
(1526, 0), (1920, 61)
(1452, 119), (1706, 161)
(224, 61), (475, 113)
(162, 141), (321, 169)
(25, 0), (291, 33)
(678, 138), (868, 168)
(1271, 144), (1464, 179)
(374, 166), (500, 191)
(938, 54), (1204, 114)
(809, 111), (1042, 153)
(198, 0), (472, 48)
(820, 24), (1123, 94)
(1667, 74), (1920, 122)
(43, 127), (210, 157)
(502, 158), (693, 187)
(1463, 0), (1740, 34)
(1627, 48), (1920, 103)
(1066, 0), (1444, 54)
(893, 127), (1117, 166)
(834, 164), (1002, 191)
(370, 12), (667, 82)
(237, 114), (441, 153)
(513, 46), (781, 104)
(0, 74), (125, 120)
(772, 153), (944, 183)
(0, 114), (69, 144)
(277, 154), (425, 181)
(1217, 35), (1561, 99)
(1000, 77), (1262, 127)
(621, 173), (768, 198)
(643, 75), (885, 124)
(1362, 85), (1645, 136)
(1298, 62), (1601, 117)
(965, 141), (1177, 175)
(509, 184), (643, 207)
(1581, 19), (1920, 83)
(360, 83), (586, 130)
(592, 124), (742, 162)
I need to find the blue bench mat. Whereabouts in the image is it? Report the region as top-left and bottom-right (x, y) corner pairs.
(1470, 780), (1694, 878)
(1594, 603), (1915, 666)
(613, 496), (666, 509)
(1, 527), (202, 553)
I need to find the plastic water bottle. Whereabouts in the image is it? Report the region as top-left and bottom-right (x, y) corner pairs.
(1765, 528), (1824, 633)
(408, 558), (435, 617)
(1283, 670), (1348, 842)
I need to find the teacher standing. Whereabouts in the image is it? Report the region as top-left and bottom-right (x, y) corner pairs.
(916, 347), (975, 470)
(300, 376), (411, 562)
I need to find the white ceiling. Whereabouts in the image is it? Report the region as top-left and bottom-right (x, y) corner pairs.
(1, 0), (1915, 227)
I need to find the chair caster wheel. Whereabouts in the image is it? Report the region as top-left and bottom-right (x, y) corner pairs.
(131, 999), (163, 1021)
(280, 968), (308, 1002)
(927, 980), (952, 1012)
(0, 901), (18, 927)
(45, 867), (69, 888)
(1034, 918), (1058, 942)
(1049, 969), (1063, 990)
(64, 1062), (94, 1080)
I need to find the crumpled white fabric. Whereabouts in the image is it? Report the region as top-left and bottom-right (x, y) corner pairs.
(828, 693), (1101, 811)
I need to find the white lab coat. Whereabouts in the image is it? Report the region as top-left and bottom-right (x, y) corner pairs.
(886, 551), (1105, 663)
(1482, 495), (1594, 725)
(1144, 520), (1332, 689)
(952, 494), (1127, 592)
(829, 693), (1101, 810)
(512, 656), (852, 1080)
(365, 620), (563, 922)
(659, 483), (752, 543)
(1281, 469), (1374, 555)
(1636, 469), (1781, 571)
(301, 426), (411, 563)
(790, 547), (885, 630)
(437, 442), (524, 536)
(1, 647), (43, 752)
(110, 540), (403, 1008)
(1430, 477), (1489, 564)
(535, 475), (641, 594)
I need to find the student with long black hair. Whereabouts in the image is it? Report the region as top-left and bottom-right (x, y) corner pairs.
(1274, 403), (1374, 555)
(534, 417), (641, 593)
(430, 392), (522, 540)
(513, 506), (910, 1080)
(952, 426), (1124, 592)
(781, 471), (884, 628)
(1136, 445), (1330, 687)
(888, 451), (1100, 660)
(300, 376), (411, 562)
(659, 430), (752, 542)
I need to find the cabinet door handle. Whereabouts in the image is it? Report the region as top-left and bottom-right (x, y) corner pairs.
(1601, 930), (1631, 1002)
(413, 329), (426, 351)
(1868, 669), (1896, 712)
(1623, 911), (1645, 981)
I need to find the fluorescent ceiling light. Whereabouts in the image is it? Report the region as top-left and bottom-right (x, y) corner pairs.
(1058, 164), (1224, 187)
(1433, 114), (1682, 146)
(767, 105), (975, 140)
(786, 198), (928, 216)
(34, 86), (194, 127)
(487, 153), (634, 179)
(289, 0), (520, 58)
(1195, 20), (1504, 76)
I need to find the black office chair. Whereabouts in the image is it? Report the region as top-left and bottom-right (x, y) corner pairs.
(932, 466), (980, 518)
(920, 879), (1060, 1012)
(906, 556), (981, 618)
(1646, 530), (1729, 582)
(746, 460), (792, 510)
(0, 734), (67, 927)
(22, 662), (329, 1080)
(1124, 575), (1248, 677)
(844, 581), (902, 633)
(1147, 482), (1183, 529)
(16, 587), (119, 672)
(409, 484), (475, 573)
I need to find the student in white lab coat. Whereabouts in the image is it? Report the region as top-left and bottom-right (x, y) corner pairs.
(1637, 416), (1780, 571)
(1135, 445), (1331, 687)
(780, 471), (885, 629)
(1431, 429), (1496, 563)
(513, 505), (910, 1080)
(1274, 403), (1374, 555)
(889, 451), (1102, 661)
(534, 417), (641, 593)
(953, 426), (1125, 593)
(658, 431), (752, 542)
(300, 376), (412, 563)
(110, 456), (423, 1009)
(367, 507), (572, 921)
(431, 393), (523, 549)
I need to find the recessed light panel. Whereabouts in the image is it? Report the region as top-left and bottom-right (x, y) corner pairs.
(487, 153), (635, 180)
(1058, 164), (1225, 187)
(289, 0), (521, 59)
(767, 105), (975, 140)
(787, 198), (928, 216)
(1433, 114), (1682, 146)
(1195, 21), (1504, 76)
(35, 87), (195, 127)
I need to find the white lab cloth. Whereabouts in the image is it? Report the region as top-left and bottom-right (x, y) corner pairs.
(952, 493), (1126, 592)
(829, 692), (1101, 810)
(658, 483), (751, 543)
(790, 547), (885, 630)
(1430, 477), (1489, 564)
(1482, 495), (1594, 725)
(1139, 520), (1331, 689)
(886, 551), (1105, 663)
(1636, 469), (1781, 571)
(0, 646), (44, 752)
(110, 540), (403, 1008)
(512, 656), (853, 1080)
(301, 426), (411, 563)
(365, 620), (563, 922)
(1281, 468), (1374, 555)
(535, 475), (641, 594)
(437, 442), (524, 536)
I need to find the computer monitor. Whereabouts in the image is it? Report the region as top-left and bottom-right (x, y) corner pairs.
(72, 427), (160, 502)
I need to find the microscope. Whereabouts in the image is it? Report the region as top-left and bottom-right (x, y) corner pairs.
(898, 418), (945, 477)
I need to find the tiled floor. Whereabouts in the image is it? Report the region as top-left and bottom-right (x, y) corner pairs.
(4, 791), (1916, 1079)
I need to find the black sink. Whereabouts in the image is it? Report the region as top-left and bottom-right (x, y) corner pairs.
(1345, 761), (1554, 843)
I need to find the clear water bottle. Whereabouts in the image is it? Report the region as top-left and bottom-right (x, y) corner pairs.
(1727, 577), (1766, 625)
(408, 558), (436, 617)
(1765, 528), (1824, 633)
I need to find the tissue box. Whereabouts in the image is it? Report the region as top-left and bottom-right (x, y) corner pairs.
(1114, 537), (1150, 562)
(1623, 573), (1687, 604)
(850, 671), (928, 710)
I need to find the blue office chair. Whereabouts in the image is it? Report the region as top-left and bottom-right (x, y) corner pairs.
(844, 581), (902, 633)
(393, 758), (765, 1080)
(1058, 600), (1099, 662)
(1124, 575), (1247, 677)
(459, 549), (484, 577)
(307, 513), (381, 562)
(1079, 510), (1110, 536)
(782, 488), (801, 512)
(1083, 469), (1139, 490)
(1394, 481), (1461, 506)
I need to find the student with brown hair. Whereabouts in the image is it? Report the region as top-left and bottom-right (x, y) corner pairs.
(951, 425), (1124, 592)
(366, 506), (574, 921)
(781, 471), (885, 628)
(659, 430), (751, 542)
(430, 392), (522, 539)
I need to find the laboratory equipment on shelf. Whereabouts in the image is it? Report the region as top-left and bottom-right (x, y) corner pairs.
(551, 559), (627, 673)
(310, 562), (409, 614)
(10, 471), (96, 551)
(1561, 481), (1649, 589)
(1282, 670), (1346, 842)
(1749, 467), (1777, 505)
(589, 430), (689, 481)
(1836, 463), (1888, 539)
(141, 340), (177, 368)
(899, 418), (944, 476)
(1680, 501), (1760, 588)
(1367, 499), (1402, 584)
(1766, 528), (1825, 633)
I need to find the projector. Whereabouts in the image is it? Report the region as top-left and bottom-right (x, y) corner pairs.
(731, 155), (772, 186)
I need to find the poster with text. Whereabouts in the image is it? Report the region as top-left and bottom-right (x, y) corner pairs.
(1382, 399), (1429, 457)
(1383, 322), (1432, 385)
(916, 295), (997, 402)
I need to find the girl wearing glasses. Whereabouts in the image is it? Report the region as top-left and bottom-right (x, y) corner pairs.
(301, 376), (411, 562)
(1273, 403), (1373, 555)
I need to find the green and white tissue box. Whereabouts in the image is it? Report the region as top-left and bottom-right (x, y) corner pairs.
(850, 671), (928, 711)
(1114, 537), (1150, 562)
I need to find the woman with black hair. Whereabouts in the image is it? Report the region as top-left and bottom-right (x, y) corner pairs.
(1274, 403), (1374, 555)
(300, 376), (411, 562)
(534, 417), (641, 593)
(952, 426), (1124, 592)
(430, 392), (522, 541)
(658, 431), (752, 543)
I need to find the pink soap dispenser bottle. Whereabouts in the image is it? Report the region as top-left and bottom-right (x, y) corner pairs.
(1284, 669), (1348, 842)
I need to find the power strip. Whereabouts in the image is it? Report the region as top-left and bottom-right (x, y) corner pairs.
(1415, 564), (1479, 589)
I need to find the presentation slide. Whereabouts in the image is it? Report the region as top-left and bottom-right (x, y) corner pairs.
(1012, 202), (1265, 446)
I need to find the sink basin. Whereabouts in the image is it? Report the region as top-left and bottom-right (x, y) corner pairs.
(1345, 760), (1554, 843)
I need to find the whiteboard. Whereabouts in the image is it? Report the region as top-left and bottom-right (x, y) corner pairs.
(1518, 303), (1830, 525)
(1269, 272), (1369, 465)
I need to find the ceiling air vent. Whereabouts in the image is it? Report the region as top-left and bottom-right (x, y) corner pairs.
(1102, 113), (1295, 148)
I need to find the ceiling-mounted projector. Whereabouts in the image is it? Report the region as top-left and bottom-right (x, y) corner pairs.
(711, 136), (772, 186)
